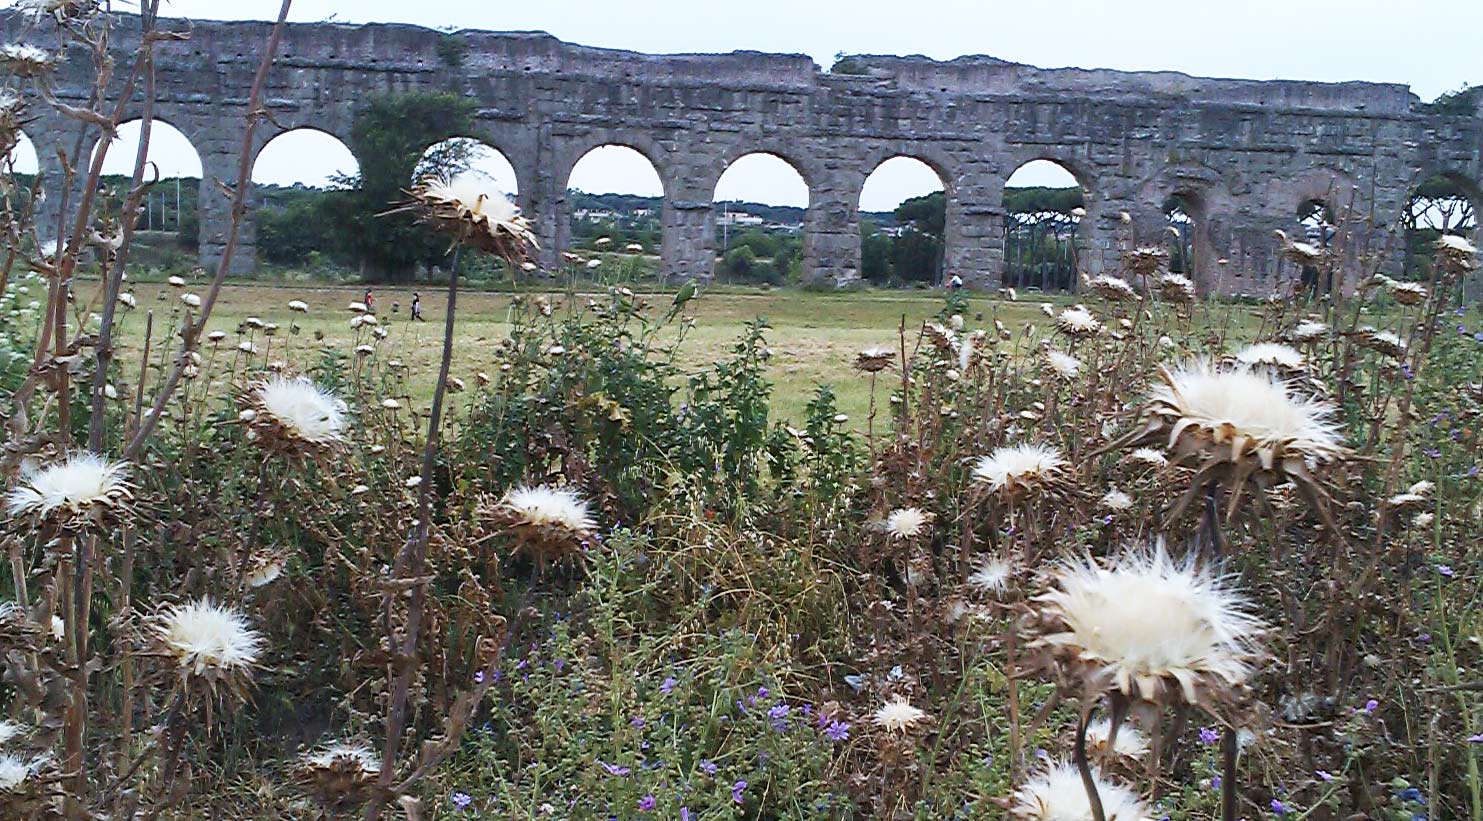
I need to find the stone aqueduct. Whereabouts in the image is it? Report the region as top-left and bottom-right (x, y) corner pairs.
(7, 11), (1483, 291)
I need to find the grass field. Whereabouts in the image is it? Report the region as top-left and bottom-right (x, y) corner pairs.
(90, 279), (1078, 424)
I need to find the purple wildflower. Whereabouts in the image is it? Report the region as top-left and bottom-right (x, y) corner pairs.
(1199, 727), (1220, 745)
(451, 792), (472, 810)
(680, 809), (690, 821)
(598, 760), (631, 777)
(1364, 699), (1379, 713)
(638, 795), (656, 812)
(660, 676), (677, 694)
(1316, 770), (1333, 782)
(699, 759), (717, 775)
(1468, 734), (1483, 743)
(732, 780), (747, 804)
(1438, 565), (1455, 578)
(825, 720), (850, 742)
(473, 671), (484, 684)
(631, 716), (646, 728)
(768, 704), (790, 720)
(1271, 798), (1288, 815)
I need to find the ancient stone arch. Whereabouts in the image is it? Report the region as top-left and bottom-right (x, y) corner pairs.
(6, 11), (1481, 293)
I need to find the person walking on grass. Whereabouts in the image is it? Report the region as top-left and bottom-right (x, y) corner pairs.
(364, 288), (376, 313)
(411, 292), (425, 322)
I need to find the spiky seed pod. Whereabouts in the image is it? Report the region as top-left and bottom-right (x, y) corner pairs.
(922, 322), (960, 356)
(0, 753), (63, 820)
(1435, 234), (1478, 277)
(1084, 274), (1137, 302)
(4, 452), (134, 535)
(1098, 361), (1348, 523)
(1387, 280), (1428, 306)
(145, 599), (263, 720)
(487, 485), (597, 565)
(1123, 246), (1169, 278)
(1356, 327), (1406, 359)
(1009, 761), (1152, 821)
(405, 173), (537, 264)
(239, 376), (347, 460)
(971, 443), (1073, 506)
(1028, 545), (1265, 715)
(1233, 342), (1306, 372)
(1156, 273), (1196, 303)
(1055, 306), (1102, 339)
(855, 347), (895, 373)
(296, 743), (381, 813)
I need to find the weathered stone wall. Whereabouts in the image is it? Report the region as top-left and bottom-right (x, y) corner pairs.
(6, 11), (1480, 292)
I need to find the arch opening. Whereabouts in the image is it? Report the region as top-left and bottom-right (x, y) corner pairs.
(4, 130), (37, 175)
(92, 120), (202, 265)
(712, 152), (808, 285)
(858, 156), (946, 287)
(252, 129), (362, 273)
(1403, 175), (1477, 279)
(1164, 193), (1201, 278)
(414, 137), (518, 196)
(1004, 160), (1083, 292)
(564, 145), (663, 281)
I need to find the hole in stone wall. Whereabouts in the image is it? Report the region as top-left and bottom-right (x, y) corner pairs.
(1004, 160), (1083, 292)
(91, 120), (202, 252)
(1403, 174), (1478, 278)
(859, 156), (946, 287)
(1164, 193), (1199, 278)
(712, 152), (808, 285)
(565, 145), (663, 280)
(251, 129), (363, 272)
(4, 130), (38, 175)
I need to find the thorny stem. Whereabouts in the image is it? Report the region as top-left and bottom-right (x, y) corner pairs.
(369, 257), (461, 820)
(1074, 702), (1107, 821)
(1202, 482), (1241, 821)
(124, 0), (295, 460)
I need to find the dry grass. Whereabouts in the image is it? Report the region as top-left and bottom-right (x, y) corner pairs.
(96, 280), (1067, 423)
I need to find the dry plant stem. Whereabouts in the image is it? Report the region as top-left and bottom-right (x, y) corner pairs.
(124, 0), (295, 461)
(1201, 483), (1241, 821)
(1074, 702), (1107, 821)
(369, 262), (462, 821)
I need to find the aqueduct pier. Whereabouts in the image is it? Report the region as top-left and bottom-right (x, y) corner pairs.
(6, 11), (1481, 292)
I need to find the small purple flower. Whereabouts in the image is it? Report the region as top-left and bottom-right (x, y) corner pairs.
(732, 780), (747, 804)
(825, 720), (850, 742)
(768, 704), (790, 720)
(756, 686), (769, 699)
(1316, 770), (1333, 782)
(699, 759), (718, 775)
(638, 795), (656, 812)
(451, 792), (472, 810)
(660, 676), (677, 694)
(1364, 699), (1379, 713)
(1475, 332), (1483, 343)
(1418, 633), (1431, 643)
(1210, 775), (1222, 790)
(515, 659), (528, 671)
(553, 658), (565, 672)
(1424, 448), (1442, 459)
(473, 671), (484, 684)
(1438, 565), (1455, 578)
(680, 809), (690, 821)
(631, 716), (646, 729)
(1467, 733), (1483, 743)
(598, 760), (631, 777)
(1199, 727), (1220, 745)
(1271, 798), (1288, 815)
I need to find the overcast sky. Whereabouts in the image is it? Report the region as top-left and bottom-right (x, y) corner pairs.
(9, 0), (1481, 209)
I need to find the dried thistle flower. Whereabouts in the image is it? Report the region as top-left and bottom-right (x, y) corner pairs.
(1101, 361), (1348, 521)
(243, 550), (287, 588)
(488, 485), (597, 565)
(966, 556), (1015, 597)
(297, 742), (381, 813)
(1435, 233), (1478, 275)
(5, 452), (134, 532)
(148, 599), (263, 716)
(1386, 280), (1428, 306)
(407, 173), (537, 263)
(1275, 230), (1325, 266)
(0, 752), (61, 819)
(872, 697), (927, 733)
(855, 347), (895, 373)
(1009, 761), (1151, 820)
(240, 376), (347, 459)
(1156, 273), (1195, 303)
(923, 321), (959, 356)
(16, 0), (99, 23)
(971, 443), (1070, 502)
(0, 44), (57, 78)
(1044, 349), (1082, 380)
(1029, 544), (1264, 711)
(1085, 275), (1136, 302)
(1290, 320), (1328, 343)
(1234, 342), (1305, 371)
(1123, 246), (1168, 278)
(1084, 719), (1149, 760)
(1100, 489), (1133, 511)
(882, 507), (932, 540)
(1127, 448), (1168, 469)
(1357, 328), (1406, 359)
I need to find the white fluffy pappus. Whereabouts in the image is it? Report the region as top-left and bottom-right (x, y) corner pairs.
(971, 443), (1068, 494)
(252, 376), (347, 446)
(1150, 361), (1345, 463)
(1084, 718), (1150, 759)
(499, 485), (597, 535)
(1044, 349), (1082, 379)
(966, 556), (1015, 596)
(304, 742), (381, 774)
(1235, 342), (1305, 370)
(155, 598), (263, 676)
(1055, 306), (1102, 337)
(1100, 489), (1133, 511)
(5, 451), (132, 522)
(872, 697), (927, 732)
(1033, 544), (1264, 705)
(883, 507), (931, 540)
(1010, 761), (1152, 820)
